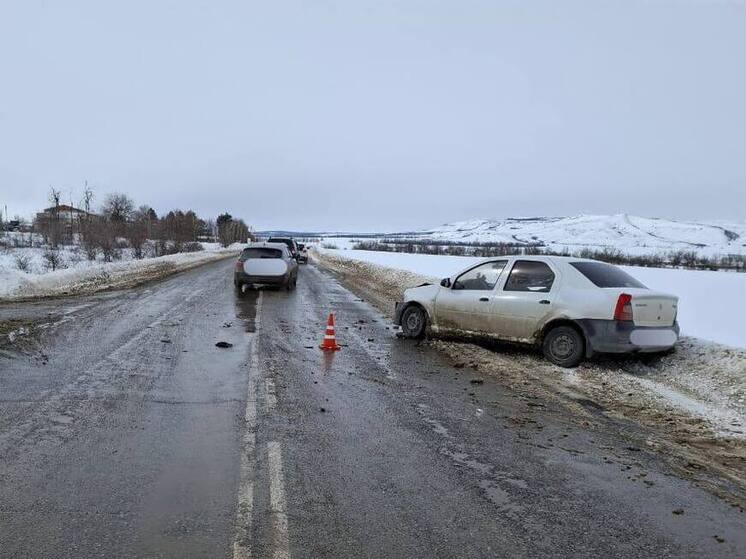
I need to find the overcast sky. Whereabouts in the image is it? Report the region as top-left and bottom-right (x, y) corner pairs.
(1, 1), (744, 231)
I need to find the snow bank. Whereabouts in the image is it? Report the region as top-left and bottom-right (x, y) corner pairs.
(0, 243), (241, 300)
(319, 247), (746, 348)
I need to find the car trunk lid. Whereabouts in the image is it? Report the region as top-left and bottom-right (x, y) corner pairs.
(624, 289), (678, 327)
(243, 258), (287, 277)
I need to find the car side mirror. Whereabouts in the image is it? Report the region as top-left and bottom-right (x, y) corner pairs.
(440, 277), (451, 288)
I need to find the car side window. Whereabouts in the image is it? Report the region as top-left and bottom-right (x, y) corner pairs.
(504, 260), (555, 292)
(453, 261), (507, 291)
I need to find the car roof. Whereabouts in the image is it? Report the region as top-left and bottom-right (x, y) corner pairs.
(244, 242), (289, 250)
(459, 254), (603, 270)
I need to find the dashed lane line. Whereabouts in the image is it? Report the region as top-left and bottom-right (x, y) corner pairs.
(265, 377), (277, 411)
(268, 441), (290, 559)
(233, 292), (263, 559)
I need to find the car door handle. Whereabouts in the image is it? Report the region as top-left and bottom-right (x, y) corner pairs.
(479, 297), (489, 302)
(539, 300), (551, 305)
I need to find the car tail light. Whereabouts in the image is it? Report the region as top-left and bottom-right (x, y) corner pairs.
(235, 260), (243, 271)
(614, 293), (633, 322)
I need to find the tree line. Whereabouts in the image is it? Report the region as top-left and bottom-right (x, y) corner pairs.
(33, 188), (253, 262)
(351, 239), (746, 272)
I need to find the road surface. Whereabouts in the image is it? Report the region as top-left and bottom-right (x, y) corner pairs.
(0, 260), (744, 558)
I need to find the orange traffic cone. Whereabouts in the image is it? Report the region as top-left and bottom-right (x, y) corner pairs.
(319, 313), (341, 351)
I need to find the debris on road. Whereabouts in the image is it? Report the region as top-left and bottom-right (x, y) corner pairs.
(215, 341), (233, 348)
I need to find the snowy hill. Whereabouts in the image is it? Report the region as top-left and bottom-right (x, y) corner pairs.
(396, 214), (746, 256)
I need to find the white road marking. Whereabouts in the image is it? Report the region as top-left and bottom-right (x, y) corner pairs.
(233, 292), (263, 559)
(265, 377), (277, 411)
(268, 441), (291, 559)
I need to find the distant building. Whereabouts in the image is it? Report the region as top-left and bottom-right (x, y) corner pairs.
(35, 204), (96, 242)
(37, 204), (92, 221)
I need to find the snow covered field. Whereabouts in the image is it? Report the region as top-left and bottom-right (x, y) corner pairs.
(401, 214), (746, 257)
(0, 239), (240, 300)
(320, 243), (746, 348)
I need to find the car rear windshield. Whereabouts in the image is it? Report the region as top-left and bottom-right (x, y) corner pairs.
(242, 248), (283, 259)
(570, 261), (646, 288)
(268, 238), (294, 249)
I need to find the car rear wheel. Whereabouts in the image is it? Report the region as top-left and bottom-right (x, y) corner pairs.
(400, 305), (427, 339)
(286, 275), (297, 291)
(542, 326), (584, 368)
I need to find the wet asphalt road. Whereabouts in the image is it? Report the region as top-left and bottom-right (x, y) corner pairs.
(1, 260), (744, 558)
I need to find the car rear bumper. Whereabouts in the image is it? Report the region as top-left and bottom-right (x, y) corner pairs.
(577, 319), (679, 355)
(234, 271), (289, 286)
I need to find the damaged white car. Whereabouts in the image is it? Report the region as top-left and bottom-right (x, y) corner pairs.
(394, 256), (679, 367)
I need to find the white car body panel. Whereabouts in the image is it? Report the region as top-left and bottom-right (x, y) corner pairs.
(399, 255), (679, 350)
(243, 258), (288, 277)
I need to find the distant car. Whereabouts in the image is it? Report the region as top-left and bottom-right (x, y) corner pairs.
(234, 242), (298, 291)
(267, 237), (299, 260)
(394, 256), (679, 367)
(296, 243), (308, 264)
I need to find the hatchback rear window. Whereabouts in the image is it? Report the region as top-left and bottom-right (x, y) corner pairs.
(570, 261), (646, 288)
(242, 248), (283, 259)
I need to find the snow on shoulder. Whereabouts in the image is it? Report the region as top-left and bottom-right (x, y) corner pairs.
(0, 243), (241, 301)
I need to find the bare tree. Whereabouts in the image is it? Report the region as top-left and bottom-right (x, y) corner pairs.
(42, 186), (63, 247)
(101, 193), (135, 224)
(48, 187), (62, 208)
(82, 182), (95, 214)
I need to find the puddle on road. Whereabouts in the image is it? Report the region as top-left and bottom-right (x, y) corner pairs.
(234, 291), (261, 333)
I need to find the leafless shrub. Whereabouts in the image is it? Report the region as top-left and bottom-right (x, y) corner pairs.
(182, 241), (204, 252)
(42, 248), (66, 271)
(14, 253), (32, 272)
(321, 242), (339, 250)
(68, 247), (84, 266)
(126, 220), (148, 259)
(94, 223), (118, 262)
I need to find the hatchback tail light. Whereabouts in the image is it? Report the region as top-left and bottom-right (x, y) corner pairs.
(613, 293), (633, 322)
(235, 260), (243, 271)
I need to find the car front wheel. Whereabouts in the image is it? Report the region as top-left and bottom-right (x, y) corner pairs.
(400, 305), (427, 339)
(542, 325), (584, 368)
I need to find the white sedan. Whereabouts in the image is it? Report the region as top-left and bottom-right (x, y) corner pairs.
(393, 255), (679, 367)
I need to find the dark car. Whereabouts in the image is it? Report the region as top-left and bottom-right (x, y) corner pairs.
(267, 237), (299, 260)
(234, 242), (298, 291)
(296, 243), (308, 264)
